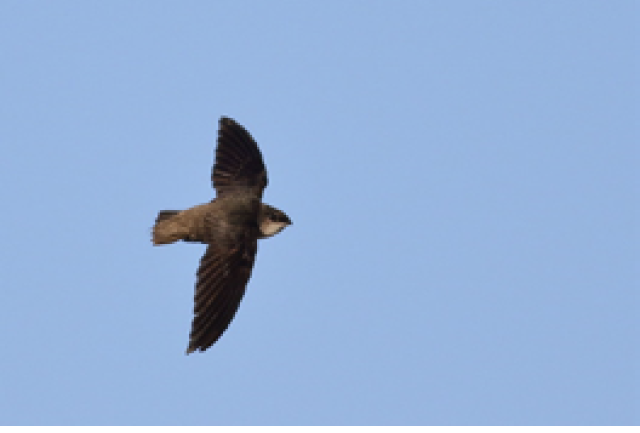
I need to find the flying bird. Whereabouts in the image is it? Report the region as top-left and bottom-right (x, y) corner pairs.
(152, 117), (292, 353)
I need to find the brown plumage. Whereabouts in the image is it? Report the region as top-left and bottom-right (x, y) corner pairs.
(152, 117), (292, 353)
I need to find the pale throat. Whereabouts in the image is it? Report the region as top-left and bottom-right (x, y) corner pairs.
(259, 220), (287, 237)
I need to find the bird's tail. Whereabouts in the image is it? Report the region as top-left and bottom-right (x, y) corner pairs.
(152, 210), (186, 245)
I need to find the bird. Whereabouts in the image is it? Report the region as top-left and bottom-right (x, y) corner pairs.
(152, 117), (292, 353)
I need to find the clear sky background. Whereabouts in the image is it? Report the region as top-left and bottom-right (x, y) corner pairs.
(0, 0), (637, 426)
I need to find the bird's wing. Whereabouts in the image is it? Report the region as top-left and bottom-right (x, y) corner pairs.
(186, 238), (258, 353)
(212, 117), (268, 199)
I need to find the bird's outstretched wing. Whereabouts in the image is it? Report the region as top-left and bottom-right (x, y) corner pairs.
(212, 117), (268, 198)
(187, 239), (258, 353)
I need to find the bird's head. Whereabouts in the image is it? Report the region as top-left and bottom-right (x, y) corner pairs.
(258, 204), (292, 238)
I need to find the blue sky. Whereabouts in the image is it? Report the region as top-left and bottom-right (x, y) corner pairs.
(0, 0), (637, 426)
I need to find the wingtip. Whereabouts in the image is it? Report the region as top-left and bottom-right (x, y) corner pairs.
(219, 116), (235, 127)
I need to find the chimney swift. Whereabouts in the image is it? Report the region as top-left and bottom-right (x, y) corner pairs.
(152, 117), (292, 353)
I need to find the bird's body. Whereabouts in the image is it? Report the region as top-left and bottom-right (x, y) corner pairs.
(152, 117), (291, 353)
(153, 195), (260, 246)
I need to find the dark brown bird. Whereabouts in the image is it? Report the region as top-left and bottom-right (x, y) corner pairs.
(152, 117), (292, 353)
